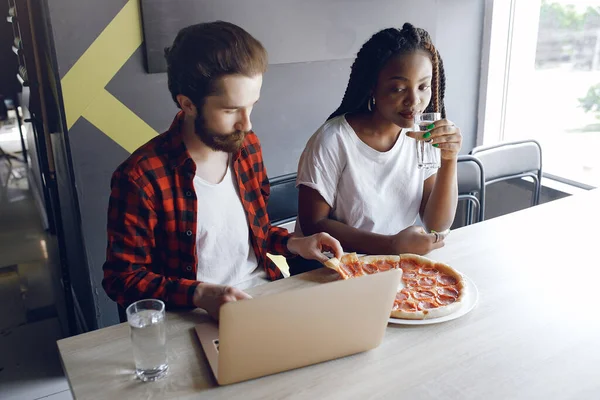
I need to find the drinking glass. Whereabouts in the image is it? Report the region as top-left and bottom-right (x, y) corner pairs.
(126, 299), (168, 381)
(414, 112), (441, 169)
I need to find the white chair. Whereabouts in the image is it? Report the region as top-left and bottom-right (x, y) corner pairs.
(457, 155), (485, 225)
(470, 140), (542, 207)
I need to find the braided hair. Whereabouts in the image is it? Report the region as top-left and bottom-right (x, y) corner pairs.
(329, 23), (446, 120)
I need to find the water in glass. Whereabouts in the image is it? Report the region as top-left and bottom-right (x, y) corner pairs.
(128, 307), (168, 381)
(414, 114), (441, 169)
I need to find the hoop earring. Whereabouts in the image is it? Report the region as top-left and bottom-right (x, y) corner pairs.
(368, 96), (376, 112)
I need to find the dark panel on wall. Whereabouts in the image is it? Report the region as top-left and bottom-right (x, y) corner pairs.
(140, 0), (437, 73)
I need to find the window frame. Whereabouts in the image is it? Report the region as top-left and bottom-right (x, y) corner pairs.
(478, 0), (597, 189)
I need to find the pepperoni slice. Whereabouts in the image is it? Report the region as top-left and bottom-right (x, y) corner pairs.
(418, 277), (436, 287)
(436, 287), (459, 297)
(437, 295), (457, 305)
(419, 267), (439, 276)
(362, 263), (378, 274)
(400, 301), (418, 312)
(403, 279), (419, 288)
(417, 300), (437, 310)
(437, 274), (458, 286)
(339, 263), (353, 277)
(413, 290), (435, 300)
(340, 262), (363, 278)
(402, 271), (418, 280)
(375, 260), (396, 271)
(395, 291), (409, 302)
(340, 264), (352, 276)
(399, 260), (419, 272)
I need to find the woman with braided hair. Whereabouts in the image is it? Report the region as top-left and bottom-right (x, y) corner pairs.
(296, 23), (461, 257)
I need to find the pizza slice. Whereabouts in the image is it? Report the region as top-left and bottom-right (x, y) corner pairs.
(324, 253), (364, 279)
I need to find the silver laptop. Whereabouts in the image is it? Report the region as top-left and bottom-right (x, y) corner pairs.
(195, 269), (402, 385)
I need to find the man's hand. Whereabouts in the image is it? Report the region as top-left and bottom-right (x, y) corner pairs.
(287, 232), (344, 263)
(193, 283), (251, 319)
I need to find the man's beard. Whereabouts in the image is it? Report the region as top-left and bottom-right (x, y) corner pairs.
(194, 114), (247, 153)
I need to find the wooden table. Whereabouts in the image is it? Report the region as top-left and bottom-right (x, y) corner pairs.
(58, 190), (600, 399)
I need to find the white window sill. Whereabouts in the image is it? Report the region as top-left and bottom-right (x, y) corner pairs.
(521, 175), (595, 196)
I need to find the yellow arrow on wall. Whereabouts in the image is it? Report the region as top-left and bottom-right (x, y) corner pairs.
(60, 0), (157, 153)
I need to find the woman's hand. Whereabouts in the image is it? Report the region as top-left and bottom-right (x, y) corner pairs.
(407, 119), (462, 161)
(389, 226), (444, 255)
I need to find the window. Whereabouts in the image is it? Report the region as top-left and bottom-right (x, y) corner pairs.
(482, 0), (600, 188)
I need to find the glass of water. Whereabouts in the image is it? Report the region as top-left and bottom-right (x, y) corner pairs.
(414, 112), (441, 169)
(126, 299), (168, 381)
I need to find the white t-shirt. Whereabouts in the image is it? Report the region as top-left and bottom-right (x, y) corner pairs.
(296, 115), (437, 236)
(194, 161), (266, 290)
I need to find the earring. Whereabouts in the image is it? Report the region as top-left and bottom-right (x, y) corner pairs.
(368, 96), (376, 111)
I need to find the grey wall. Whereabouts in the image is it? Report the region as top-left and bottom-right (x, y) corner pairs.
(436, 0), (484, 155)
(46, 0), (486, 329)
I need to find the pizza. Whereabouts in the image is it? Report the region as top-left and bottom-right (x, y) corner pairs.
(325, 253), (466, 320)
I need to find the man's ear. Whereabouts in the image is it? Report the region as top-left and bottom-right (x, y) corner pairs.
(176, 94), (197, 116)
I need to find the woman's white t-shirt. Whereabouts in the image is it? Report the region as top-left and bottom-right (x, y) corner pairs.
(296, 115), (437, 235)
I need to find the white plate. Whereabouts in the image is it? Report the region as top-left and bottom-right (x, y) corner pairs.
(388, 274), (479, 325)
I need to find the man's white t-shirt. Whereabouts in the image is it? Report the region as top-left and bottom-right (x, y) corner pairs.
(296, 115), (437, 235)
(194, 161), (266, 290)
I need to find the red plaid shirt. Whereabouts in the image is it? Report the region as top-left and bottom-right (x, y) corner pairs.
(102, 112), (293, 308)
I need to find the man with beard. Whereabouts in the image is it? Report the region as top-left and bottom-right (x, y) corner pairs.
(102, 21), (342, 319)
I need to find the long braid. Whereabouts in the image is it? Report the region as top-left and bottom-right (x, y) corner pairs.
(329, 23), (446, 120)
(329, 28), (411, 120)
(418, 25), (447, 119)
(421, 41), (440, 116)
(437, 50), (447, 118)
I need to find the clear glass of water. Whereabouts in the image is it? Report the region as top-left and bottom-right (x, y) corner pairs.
(126, 299), (168, 381)
(414, 112), (442, 169)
